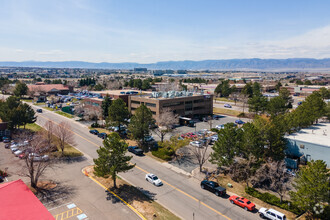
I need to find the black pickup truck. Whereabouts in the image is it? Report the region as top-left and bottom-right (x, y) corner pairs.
(201, 180), (226, 197)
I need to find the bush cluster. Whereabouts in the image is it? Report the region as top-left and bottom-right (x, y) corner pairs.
(151, 147), (174, 161)
(245, 187), (301, 214)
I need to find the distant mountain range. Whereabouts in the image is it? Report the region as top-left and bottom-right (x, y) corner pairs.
(1, 58), (330, 70)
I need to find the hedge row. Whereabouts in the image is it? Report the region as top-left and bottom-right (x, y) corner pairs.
(245, 187), (301, 215)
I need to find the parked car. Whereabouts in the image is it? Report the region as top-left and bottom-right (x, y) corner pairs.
(224, 104), (232, 108)
(145, 173), (163, 186)
(11, 147), (20, 153)
(28, 153), (49, 162)
(36, 109), (43, 113)
(89, 129), (99, 135)
(190, 141), (203, 148)
(19, 152), (27, 159)
(4, 143), (11, 149)
(259, 208), (286, 220)
(210, 135), (218, 143)
(3, 137), (11, 143)
(215, 124), (224, 130)
(235, 119), (245, 125)
(14, 150), (24, 157)
(229, 195), (256, 211)
(97, 133), (107, 139)
(200, 180), (226, 197)
(144, 135), (154, 142)
(128, 146), (144, 156)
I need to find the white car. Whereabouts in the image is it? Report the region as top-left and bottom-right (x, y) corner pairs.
(258, 208), (286, 220)
(215, 124), (224, 130)
(28, 153), (50, 162)
(145, 173), (163, 186)
(211, 135), (218, 142)
(190, 141), (202, 148)
(14, 150), (24, 157)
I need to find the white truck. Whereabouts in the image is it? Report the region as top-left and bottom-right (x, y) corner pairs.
(258, 208), (286, 220)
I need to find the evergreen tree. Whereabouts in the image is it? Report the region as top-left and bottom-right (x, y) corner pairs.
(242, 82), (253, 97)
(128, 104), (153, 151)
(13, 81), (28, 98)
(141, 80), (151, 90)
(18, 103), (37, 129)
(93, 133), (135, 188)
(290, 160), (330, 218)
(106, 99), (129, 131)
(240, 122), (264, 160)
(101, 95), (112, 119)
(209, 123), (242, 167)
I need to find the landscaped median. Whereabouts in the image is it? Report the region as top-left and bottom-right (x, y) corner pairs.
(213, 107), (243, 117)
(83, 166), (180, 220)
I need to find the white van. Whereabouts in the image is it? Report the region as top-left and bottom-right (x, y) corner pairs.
(259, 208), (286, 220)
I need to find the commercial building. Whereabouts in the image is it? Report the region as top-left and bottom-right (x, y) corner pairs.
(285, 122), (330, 168)
(128, 91), (213, 122)
(27, 83), (73, 96)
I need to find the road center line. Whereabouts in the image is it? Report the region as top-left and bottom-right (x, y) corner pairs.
(37, 114), (232, 220)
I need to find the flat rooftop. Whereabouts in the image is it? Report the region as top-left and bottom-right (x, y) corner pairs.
(286, 122), (330, 147)
(92, 89), (152, 96)
(131, 92), (212, 100)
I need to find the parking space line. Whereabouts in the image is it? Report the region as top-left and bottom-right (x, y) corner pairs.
(54, 207), (83, 220)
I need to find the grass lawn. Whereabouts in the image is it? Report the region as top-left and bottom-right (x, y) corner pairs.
(33, 102), (46, 106)
(21, 98), (33, 102)
(43, 107), (54, 111)
(215, 97), (235, 102)
(85, 166), (180, 220)
(21, 123), (83, 158)
(213, 107), (243, 117)
(21, 123), (42, 132)
(55, 111), (74, 119)
(88, 127), (112, 134)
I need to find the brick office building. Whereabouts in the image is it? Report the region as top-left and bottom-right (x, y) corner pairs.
(128, 91), (213, 122)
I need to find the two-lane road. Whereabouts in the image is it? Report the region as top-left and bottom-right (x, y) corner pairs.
(32, 106), (258, 220)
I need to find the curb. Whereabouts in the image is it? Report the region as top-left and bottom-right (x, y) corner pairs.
(81, 168), (147, 220)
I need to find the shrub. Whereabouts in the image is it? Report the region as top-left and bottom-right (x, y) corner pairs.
(245, 187), (302, 214)
(151, 147), (174, 161)
(91, 122), (100, 128)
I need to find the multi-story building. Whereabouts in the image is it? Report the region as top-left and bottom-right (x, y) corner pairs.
(128, 91), (213, 122)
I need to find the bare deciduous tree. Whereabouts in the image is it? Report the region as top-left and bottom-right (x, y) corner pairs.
(54, 121), (75, 155)
(153, 108), (178, 142)
(251, 160), (290, 202)
(21, 132), (52, 189)
(84, 106), (101, 124)
(43, 120), (54, 146)
(229, 92), (240, 106)
(239, 94), (249, 114)
(229, 155), (257, 187)
(190, 140), (210, 172)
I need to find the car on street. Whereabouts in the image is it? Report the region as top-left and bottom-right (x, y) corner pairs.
(36, 109), (43, 113)
(97, 133), (107, 139)
(89, 129), (99, 135)
(224, 104), (232, 108)
(229, 195), (256, 211)
(235, 119), (245, 125)
(190, 141), (203, 148)
(145, 173), (163, 186)
(200, 180), (226, 197)
(128, 146), (144, 156)
(258, 208), (286, 220)
(215, 124), (224, 130)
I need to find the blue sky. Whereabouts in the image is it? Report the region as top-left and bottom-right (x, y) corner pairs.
(0, 0), (330, 63)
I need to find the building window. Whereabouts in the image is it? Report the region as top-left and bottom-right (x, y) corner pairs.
(185, 107), (192, 111)
(151, 111), (156, 115)
(146, 102), (156, 107)
(185, 101), (192, 104)
(193, 99), (204, 103)
(193, 106), (204, 110)
(162, 102), (183, 107)
(131, 100), (141, 105)
(131, 107), (136, 110)
(92, 103), (99, 106)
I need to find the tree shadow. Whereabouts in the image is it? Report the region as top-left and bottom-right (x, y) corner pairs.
(104, 184), (157, 205)
(36, 181), (76, 206)
(53, 156), (88, 164)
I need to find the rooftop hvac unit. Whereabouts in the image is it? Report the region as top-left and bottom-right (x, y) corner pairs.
(162, 92), (168, 98)
(188, 92), (193, 96)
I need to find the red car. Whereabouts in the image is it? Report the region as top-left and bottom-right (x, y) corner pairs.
(229, 195), (255, 211)
(18, 152), (27, 159)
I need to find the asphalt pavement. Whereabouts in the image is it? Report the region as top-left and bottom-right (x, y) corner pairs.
(30, 104), (259, 220)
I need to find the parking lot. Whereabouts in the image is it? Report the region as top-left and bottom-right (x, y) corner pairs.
(0, 140), (138, 220)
